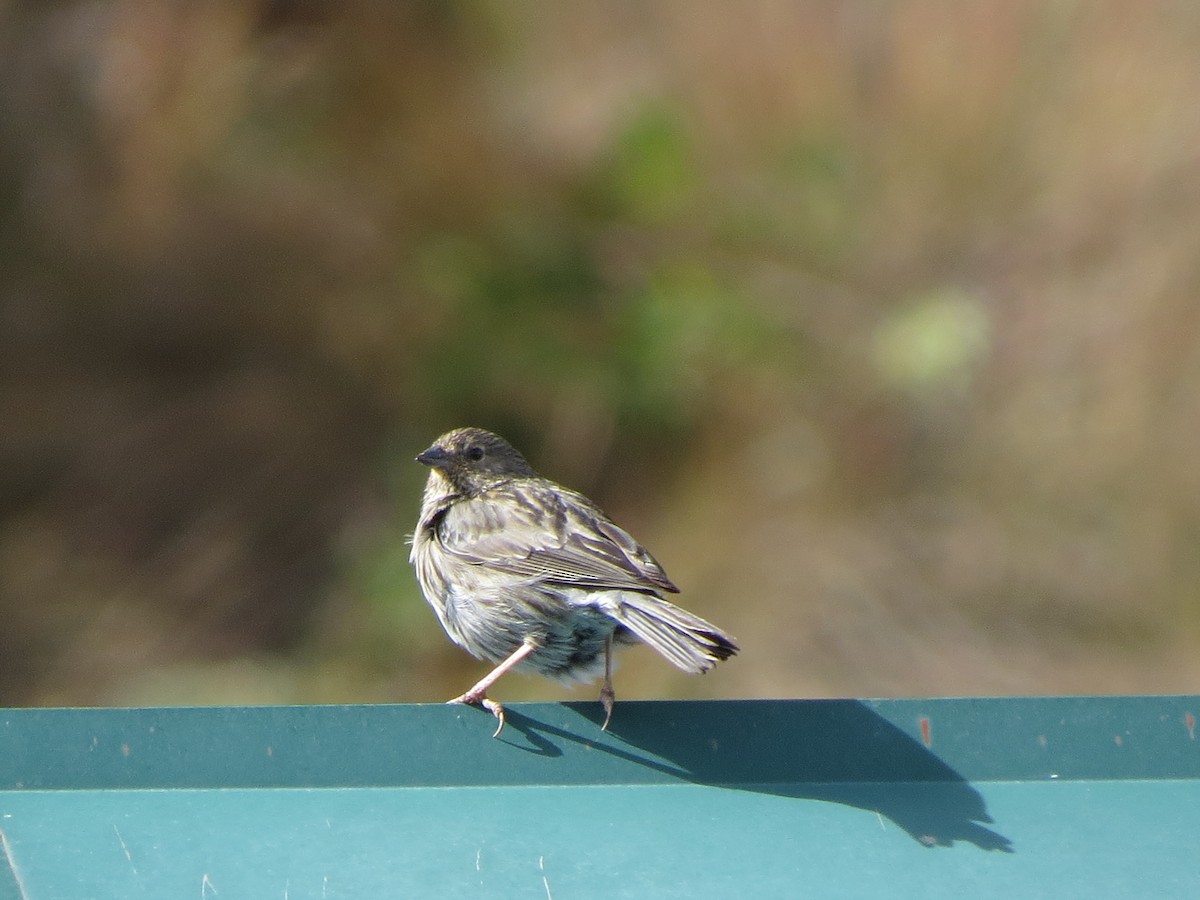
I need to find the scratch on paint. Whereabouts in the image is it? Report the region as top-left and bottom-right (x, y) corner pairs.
(202, 873), (218, 897)
(875, 811), (886, 831)
(113, 824), (138, 875)
(539, 855), (552, 900)
(1, 829), (31, 900)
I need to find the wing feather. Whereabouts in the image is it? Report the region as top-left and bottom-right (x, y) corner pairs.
(434, 480), (679, 594)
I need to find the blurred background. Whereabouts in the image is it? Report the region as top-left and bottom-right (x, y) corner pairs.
(3, 2), (1200, 709)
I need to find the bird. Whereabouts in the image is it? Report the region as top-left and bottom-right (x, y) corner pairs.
(409, 426), (738, 735)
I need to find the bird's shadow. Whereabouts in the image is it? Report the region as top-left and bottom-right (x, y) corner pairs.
(498, 700), (1013, 853)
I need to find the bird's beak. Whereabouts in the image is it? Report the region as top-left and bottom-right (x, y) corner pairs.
(416, 445), (451, 468)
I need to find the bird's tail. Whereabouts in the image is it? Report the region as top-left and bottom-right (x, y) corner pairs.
(611, 593), (738, 674)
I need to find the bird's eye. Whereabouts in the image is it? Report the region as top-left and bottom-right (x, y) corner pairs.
(465, 445), (485, 462)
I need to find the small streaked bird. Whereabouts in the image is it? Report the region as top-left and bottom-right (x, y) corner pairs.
(409, 427), (738, 735)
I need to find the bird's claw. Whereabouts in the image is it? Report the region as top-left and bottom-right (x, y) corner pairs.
(599, 684), (615, 731)
(448, 693), (507, 738)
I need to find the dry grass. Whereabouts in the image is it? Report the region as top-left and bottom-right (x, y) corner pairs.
(2, 3), (1199, 705)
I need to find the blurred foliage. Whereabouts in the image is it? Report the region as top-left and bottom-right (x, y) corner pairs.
(3, 2), (1200, 707)
(871, 290), (990, 396)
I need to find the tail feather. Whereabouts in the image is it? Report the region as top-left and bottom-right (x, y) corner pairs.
(611, 594), (738, 674)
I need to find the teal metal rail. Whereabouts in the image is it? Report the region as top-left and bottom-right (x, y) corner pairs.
(2, 697), (1198, 897)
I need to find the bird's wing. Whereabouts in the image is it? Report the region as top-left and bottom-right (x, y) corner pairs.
(435, 480), (679, 594)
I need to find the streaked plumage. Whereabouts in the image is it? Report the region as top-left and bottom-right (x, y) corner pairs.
(409, 427), (738, 734)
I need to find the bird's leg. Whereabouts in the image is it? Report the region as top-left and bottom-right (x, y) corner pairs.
(449, 640), (537, 737)
(600, 633), (615, 731)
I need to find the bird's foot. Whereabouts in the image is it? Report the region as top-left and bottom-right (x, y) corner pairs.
(599, 683), (615, 731)
(448, 691), (506, 738)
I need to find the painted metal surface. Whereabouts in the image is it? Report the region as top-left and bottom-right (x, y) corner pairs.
(1, 697), (1198, 897)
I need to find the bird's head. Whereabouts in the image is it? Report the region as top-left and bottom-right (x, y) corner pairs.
(416, 427), (537, 493)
